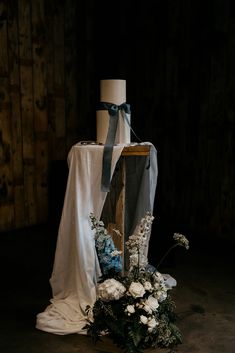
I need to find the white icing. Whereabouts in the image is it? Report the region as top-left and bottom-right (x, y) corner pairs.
(100, 79), (126, 104)
(96, 79), (131, 144)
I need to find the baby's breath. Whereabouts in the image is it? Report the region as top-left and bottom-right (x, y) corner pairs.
(173, 233), (189, 249)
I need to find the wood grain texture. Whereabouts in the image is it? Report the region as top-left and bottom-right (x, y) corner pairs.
(0, 1), (8, 76)
(0, 0), (234, 243)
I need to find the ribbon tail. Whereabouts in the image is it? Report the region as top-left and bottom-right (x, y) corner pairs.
(101, 145), (114, 192)
(101, 114), (119, 192)
(120, 110), (141, 143)
(120, 110), (131, 129)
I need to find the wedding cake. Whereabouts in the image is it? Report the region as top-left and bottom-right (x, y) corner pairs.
(35, 78), (158, 337)
(96, 79), (131, 144)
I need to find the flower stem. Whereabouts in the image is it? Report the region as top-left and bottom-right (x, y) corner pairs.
(155, 244), (179, 271)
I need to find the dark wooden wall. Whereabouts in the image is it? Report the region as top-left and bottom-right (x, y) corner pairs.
(91, 0), (235, 244)
(0, 0), (235, 245)
(0, 0), (78, 230)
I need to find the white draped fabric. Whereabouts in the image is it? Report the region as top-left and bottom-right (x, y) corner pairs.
(36, 142), (158, 335)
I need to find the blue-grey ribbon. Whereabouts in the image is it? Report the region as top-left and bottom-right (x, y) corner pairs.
(98, 102), (131, 192)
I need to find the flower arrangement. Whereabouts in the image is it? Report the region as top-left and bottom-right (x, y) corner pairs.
(86, 212), (189, 353)
(90, 213), (122, 275)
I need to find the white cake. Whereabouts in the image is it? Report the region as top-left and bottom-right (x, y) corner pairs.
(96, 79), (131, 144)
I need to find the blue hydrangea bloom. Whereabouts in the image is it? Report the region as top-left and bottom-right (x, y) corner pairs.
(96, 235), (122, 274)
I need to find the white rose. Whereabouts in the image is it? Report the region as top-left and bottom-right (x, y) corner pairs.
(148, 317), (157, 329)
(126, 305), (135, 314)
(98, 278), (126, 301)
(129, 282), (145, 298)
(140, 315), (148, 325)
(143, 304), (152, 314)
(146, 296), (159, 311)
(144, 281), (152, 291)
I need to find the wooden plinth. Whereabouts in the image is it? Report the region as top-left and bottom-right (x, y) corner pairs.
(101, 145), (150, 269)
(121, 145), (150, 156)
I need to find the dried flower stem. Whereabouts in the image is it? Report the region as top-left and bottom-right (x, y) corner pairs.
(155, 243), (179, 271)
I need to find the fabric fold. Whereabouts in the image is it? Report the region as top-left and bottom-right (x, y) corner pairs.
(36, 142), (158, 335)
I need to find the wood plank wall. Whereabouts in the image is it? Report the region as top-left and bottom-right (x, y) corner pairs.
(0, 0), (78, 231)
(92, 0), (235, 242)
(0, 0), (234, 243)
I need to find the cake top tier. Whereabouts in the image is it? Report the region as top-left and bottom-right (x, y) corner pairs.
(100, 79), (126, 105)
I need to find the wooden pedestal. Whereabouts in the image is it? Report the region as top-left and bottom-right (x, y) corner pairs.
(101, 145), (150, 263)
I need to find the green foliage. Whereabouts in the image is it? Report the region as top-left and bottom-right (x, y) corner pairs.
(86, 213), (189, 353)
(86, 292), (182, 353)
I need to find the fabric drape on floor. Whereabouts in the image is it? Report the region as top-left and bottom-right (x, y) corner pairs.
(36, 142), (158, 335)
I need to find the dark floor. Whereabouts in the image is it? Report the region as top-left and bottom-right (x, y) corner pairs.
(0, 224), (235, 353)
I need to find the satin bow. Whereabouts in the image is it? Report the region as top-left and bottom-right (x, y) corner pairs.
(98, 102), (131, 116)
(98, 102), (131, 192)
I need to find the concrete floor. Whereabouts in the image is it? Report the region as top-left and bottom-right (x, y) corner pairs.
(0, 225), (234, 353)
